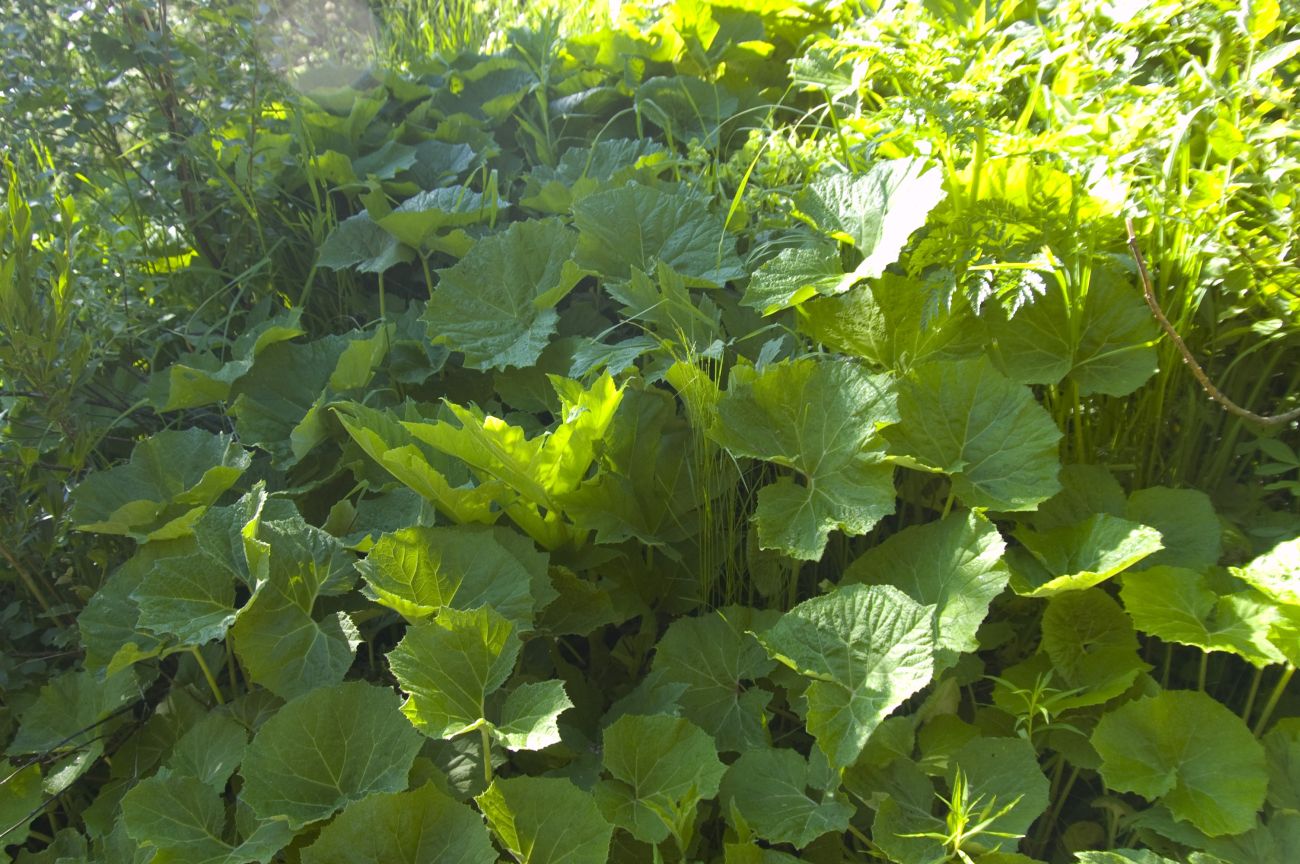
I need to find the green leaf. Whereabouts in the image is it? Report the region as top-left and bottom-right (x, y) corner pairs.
(404, 373), (624, 548)
(1232, 537), (1300, 606)
(377, 187), (505, 253)
(885, 357), (1061, 511)
(333, 401), (501, 525)
(388, 605), (519, 739)
(300, 783), (497, 864)
(358, 525), (548, 629)
(558, 385), (707, 550)
(317, 212), (414, 273)
(1030, 464), (1127, 532)
(1092, 690), (1266, 837)
(78, 543), (175, 673)
(743, 241), (845, 315)
(843, 511), (1009, 674)
(1040, 589), (1149, 708)
(477, 776), (613, 864)
(756, 584), (935, 768)
(1121, 566), (1283, 667)
(239, 681), (422, 829)
(522, 138), (669, 212)
(651, 606), (780, 752)
(228, 336), (348, 467)
(795, 159), (945, 278)
(1125, 487), (1222, 570)
(949, 736), (1051, 837)
(797, 273), (985, 371)
(573, 182), (743, 287)
(166, 712), (248, 791)
(1075, 852), (1179, 864)
(7, 668), (140, 755)
(596, 714), (726, 844)
(720, 748), (853, 848)
(425, 218), (586, 370)
(230, 520), (361, 700)
(987, 269), (1157, 396)
(123, 773), (293, 864)
(0, 761), (45, 849)
(132, 552), (237, 646)
(1009, 514), (1163, 597)
(1263, 719), (1300, 812)
(494, 681), (572, 751)
(70, 430), (250, 539)
(604, 261), (722, 352)
(709, 357), (898, 560)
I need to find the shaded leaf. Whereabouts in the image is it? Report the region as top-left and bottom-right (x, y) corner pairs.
(239, 681), (422, 829)
(1092, 690), (1266, 837)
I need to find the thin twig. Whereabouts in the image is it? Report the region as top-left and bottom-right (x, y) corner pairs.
(1126, 217), (1300, 428)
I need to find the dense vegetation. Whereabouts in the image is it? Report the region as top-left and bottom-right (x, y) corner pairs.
(2, 1), (1299, 862)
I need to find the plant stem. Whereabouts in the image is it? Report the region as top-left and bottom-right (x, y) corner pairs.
(190, 646), (224, 705)
(1242, 664), (1265, 724)
(481, 725), (493, 786)
(1254, 663), (1295, 736)
(1197, 652), (1208, 692)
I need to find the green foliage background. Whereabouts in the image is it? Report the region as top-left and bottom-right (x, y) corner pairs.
(2, 1), (1299, 862)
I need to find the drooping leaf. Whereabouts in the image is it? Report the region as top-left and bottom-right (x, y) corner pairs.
(70, 430), (250, 539)
(709, 357), (898, 560)
(1125, 487), (1222, 571)
(388, 605), (519, 740)
(424, 218), (586, 370)
(651, 606), (780, 752)
(1121, 567), (1283, 667)
(300, 783), (497, 864)
(596, 714), (726, 844)
(987, 268), (1157, 396)
(1009, 514), (1163, 597)
(720, 748), (853, 848)
(317, 212), (414, 273)
(1091, 690), (1267, 837)
(358, 525), (548, 629)
(239, 681), (422, 829)
(403, 372), (624, 549)
(573, 182), (744, 287)
(885, 357), (1061, 511)
(843, 510), (1008, 673)
(756, 583), (936, 768)
(477, 776), (613, 864)
(332, 401), (501, 525)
